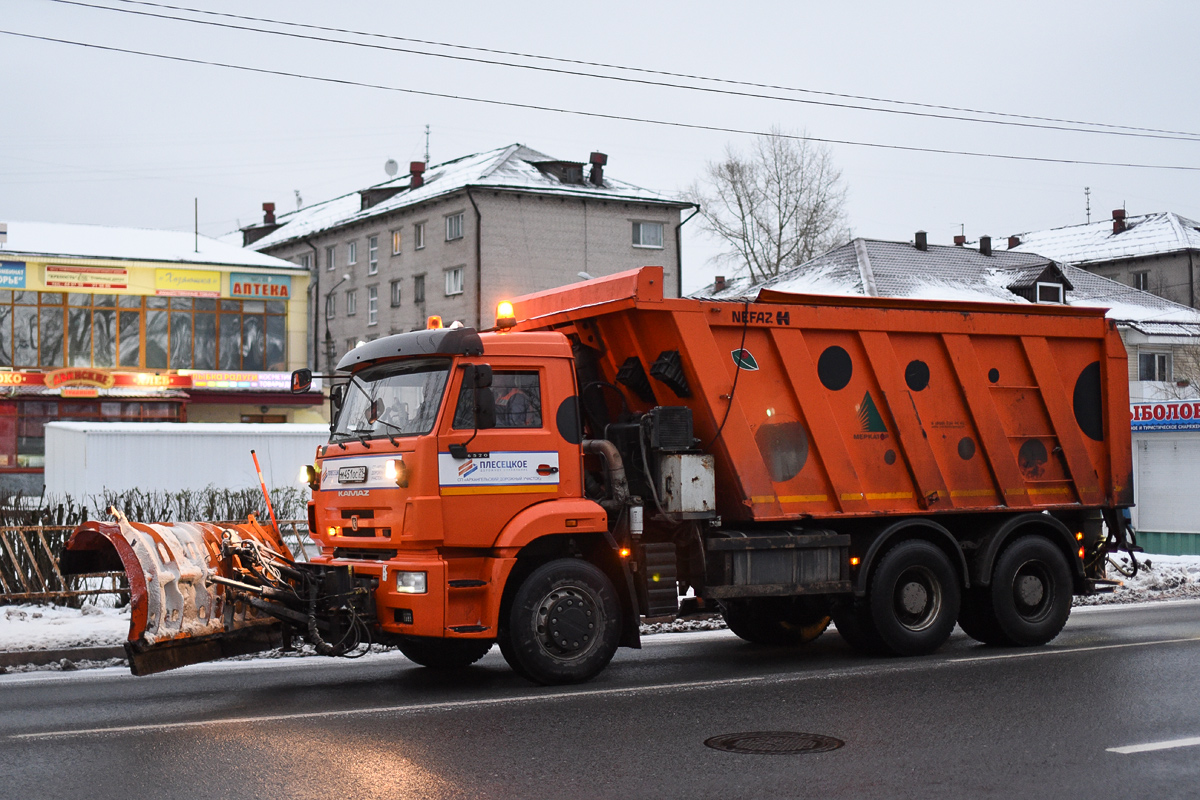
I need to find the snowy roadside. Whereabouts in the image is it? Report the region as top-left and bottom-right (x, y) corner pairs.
(3, 553), (1198, 673)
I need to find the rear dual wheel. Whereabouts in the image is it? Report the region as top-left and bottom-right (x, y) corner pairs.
(836, 540), (960, 657)
(959, 535), (1073, 647)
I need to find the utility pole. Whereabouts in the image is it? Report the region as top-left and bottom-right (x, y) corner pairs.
(1085, 187), (1091, 224)
(194, 198), (199, 253)
(425, 125), (430, 165)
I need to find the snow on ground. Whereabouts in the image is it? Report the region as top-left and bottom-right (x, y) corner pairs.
(3, 554), (1198, 672)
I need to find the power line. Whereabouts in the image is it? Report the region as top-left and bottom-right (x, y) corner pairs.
(46, 0), (1200, 145)
(6, 28), (1200, 174)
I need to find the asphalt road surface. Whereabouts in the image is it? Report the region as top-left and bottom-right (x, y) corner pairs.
(3, 601), (1200, 800)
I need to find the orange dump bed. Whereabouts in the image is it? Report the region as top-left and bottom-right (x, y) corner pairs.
(511, 267), (1133, 523)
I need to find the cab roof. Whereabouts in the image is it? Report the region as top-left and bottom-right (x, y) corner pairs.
(337, 327), (569, 371)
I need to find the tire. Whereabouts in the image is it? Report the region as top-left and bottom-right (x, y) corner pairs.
(395, 636), (493, 669)
(831, 602), (888, 655)
(957, 587), (1007, 645)
(988, 535), (1073, 646)
(866, 540), (960, 656)
(500, 558), (622, 685)
(720, 598), (831, 646)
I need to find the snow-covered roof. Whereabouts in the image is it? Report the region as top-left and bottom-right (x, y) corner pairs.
(248, 144), (691, 250)
(1010, 212), (1200, 266)
(692, 237), (1200, 330)
(0, 221), (301, 270)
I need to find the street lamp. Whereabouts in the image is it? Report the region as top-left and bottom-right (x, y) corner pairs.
(323, 273), (350, 373)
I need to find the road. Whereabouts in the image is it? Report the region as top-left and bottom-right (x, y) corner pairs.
(3, 601), (1200, 800)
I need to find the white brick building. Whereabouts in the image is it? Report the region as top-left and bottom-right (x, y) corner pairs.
(241, 144), (694, 371)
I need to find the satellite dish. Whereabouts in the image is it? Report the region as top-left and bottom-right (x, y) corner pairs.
(384, 159), (399, 177)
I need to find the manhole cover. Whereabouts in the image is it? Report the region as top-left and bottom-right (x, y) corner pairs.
(704, 731), (844, 755)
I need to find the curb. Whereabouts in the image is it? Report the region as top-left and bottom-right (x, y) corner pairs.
(0, 646), (127, 668)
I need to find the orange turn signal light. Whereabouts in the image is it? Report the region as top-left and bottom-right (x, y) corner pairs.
(619, 547), (631, 558)
(1075, 531), (1084, 541)
(850, 556), (861, 566)
(327, 526), (339, 537)
(1078, 546), (1085, 559)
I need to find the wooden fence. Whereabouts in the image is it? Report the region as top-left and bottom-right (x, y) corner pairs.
(0, 521), (314, 604)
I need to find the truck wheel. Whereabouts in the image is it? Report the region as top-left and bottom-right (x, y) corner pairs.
(395, 636), (493, 669)
(867, 540), (960, 656)
(957, 588), (1006, 645)
(988, 536), (1073, 646)
(831, 603), (888, 655)
(501, 558), (621, 685)
(720, 598), (830, 646)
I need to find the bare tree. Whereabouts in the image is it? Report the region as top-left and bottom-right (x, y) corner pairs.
(690, 128), (851, 284)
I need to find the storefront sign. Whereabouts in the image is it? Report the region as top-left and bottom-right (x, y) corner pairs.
(0, 371), (42, 386)
(44, 265), (128, 290)
(44, 368), (117, 389)
(0, 261), (26, 289)
(184, 370), (293, 390)
(1131, 400), (1200, 431)
(155, 268), (220, 297)
(230, 272), (291, 299)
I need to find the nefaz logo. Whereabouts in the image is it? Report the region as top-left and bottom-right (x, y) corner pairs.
(731, 309), (790, 326)
(458, 459), (478, 478)
(854, 392), (889, 440)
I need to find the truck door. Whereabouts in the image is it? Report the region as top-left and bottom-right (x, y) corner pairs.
(438, 358), (579, 548)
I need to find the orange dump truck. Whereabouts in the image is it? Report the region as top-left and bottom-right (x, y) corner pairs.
(62, 266), (1135, 682)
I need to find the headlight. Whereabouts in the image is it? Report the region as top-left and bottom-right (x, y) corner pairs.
(396, 571), (427, 594)
(302, 464), (320, 490)
(385, 458), (409, 488)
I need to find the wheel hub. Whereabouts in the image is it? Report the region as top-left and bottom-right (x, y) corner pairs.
(1013, 561), (1051, 618)
(536, 586), (597, 659)
(900, 582), (929, 615)
(892, 566), (941, 631)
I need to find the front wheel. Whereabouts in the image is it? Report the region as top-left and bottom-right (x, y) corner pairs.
(989, 536), (1073, 646)
(395, 636), (493, 669)
(867, 540), (960, 656)
(720, 597), (831, 646)
(500, 558), (622, 685)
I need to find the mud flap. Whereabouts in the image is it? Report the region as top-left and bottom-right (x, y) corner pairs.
(61, 518), (292, 675)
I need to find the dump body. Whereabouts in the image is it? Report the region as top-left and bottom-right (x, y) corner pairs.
(510, 266), (1133, 523)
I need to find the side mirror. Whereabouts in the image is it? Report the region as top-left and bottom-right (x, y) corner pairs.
(291, 368), (313, 393)
(473, 364), (493, 389)
(329, 383), (347, 425)
(475, 386), (496, 429)
(367, 397), (383, 425)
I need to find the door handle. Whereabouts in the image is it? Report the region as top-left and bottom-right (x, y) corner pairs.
(537, 464), (559, 476)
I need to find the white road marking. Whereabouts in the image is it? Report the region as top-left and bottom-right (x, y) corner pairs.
(13, 633), (1200, 741)
(1108, 736), (1200, 754)
(948, 635), (1200, 663)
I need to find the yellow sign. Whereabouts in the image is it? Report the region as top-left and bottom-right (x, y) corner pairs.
(155, 268), (221, 297)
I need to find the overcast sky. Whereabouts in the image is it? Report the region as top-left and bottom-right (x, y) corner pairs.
(4, 0), (1199, 292)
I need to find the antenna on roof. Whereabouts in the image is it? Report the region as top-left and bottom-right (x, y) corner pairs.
(194, 197), (199, 253)
(425, 124), (430, 165)
(294, 189), (303, 209)
(1085, 186), (1091, 223)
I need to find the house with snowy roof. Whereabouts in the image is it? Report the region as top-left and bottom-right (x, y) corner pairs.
(1008, 210), (1200, 311)
(694, 232), (1200, 554)
(241, 144), (694, 370)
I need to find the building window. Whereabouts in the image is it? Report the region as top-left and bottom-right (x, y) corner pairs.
(346, 289), (357, 316)
(367, 286), (378, 326)
(0, 292), (286, 371)
(345, 338), (358, 355)
(298, 253), (311, 271)
(445, 267), (464, 296)
(446, 212), (464, 241)
(414, 222), (425, 250)
(632, 221), (664, 248)
(392, 230), (402, 255)
(1035, 282), (1064, 304)
(1139, 352), (1172, 381)
(1134, 272), (1150, 291)
(347, 241), (358, 266)
(325, 245), (335, 272)
(414, 275), (425, 304)
(325, 294), (335, 320)
(390, 279), (402, 307)
(368, 236), (379, 275)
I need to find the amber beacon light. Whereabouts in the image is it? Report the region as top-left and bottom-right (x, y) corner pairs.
(496, 301), (516, 329)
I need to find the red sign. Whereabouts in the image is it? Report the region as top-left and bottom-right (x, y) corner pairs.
(44, 368), (117, 389)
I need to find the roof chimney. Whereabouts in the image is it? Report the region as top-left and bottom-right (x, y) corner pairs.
(979, 235), (992, 256)
(589, 151), (608, 187)
(1008, 235), (1020, 250)
(713, 275), (726, 292)
(410, 161), (426, 189)
(953, 235), (966, 246)
(1113, 208), (1127, 234)
(914, 231), (928, 251)
(262, 202), (276, 225)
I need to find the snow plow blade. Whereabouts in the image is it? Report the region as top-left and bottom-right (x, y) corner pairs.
(60, 517), (292, 676)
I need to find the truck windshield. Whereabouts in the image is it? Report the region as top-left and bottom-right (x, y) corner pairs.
(331, 358), (450, 442)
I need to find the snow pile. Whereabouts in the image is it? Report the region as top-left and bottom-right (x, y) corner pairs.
(1073, 554), (1200, 606)
(0, 604), (129, 651)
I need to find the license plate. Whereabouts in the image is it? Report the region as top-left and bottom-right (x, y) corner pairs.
(338, 466), (368, 483)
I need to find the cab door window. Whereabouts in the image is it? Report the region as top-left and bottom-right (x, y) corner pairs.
(453, 371), (542, 429)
